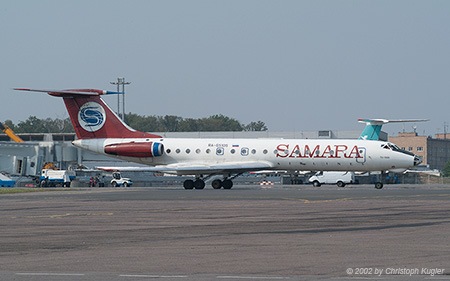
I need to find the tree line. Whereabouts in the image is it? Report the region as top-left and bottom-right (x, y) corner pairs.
(2, 114), (268, 134)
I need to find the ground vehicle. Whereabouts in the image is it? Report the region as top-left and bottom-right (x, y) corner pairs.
(308, 171), (355, 187)
(0, 172), (15, 187)
(111, 172), (133, 187)
(0, 123), (24, 143)
(40, 169), (76, 187)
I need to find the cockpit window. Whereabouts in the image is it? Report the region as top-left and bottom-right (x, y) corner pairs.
(382, 142), (415, 156)
(389, 143), (402, 152)
(382, 143), (402, 152)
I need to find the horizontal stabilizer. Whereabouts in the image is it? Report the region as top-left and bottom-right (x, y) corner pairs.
(14, 88), (123, 97)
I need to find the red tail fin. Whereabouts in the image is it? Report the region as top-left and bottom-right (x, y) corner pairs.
(14, 89), (162, 139)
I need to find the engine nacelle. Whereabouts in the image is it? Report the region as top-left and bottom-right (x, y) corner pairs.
(104, 142), (164, 157)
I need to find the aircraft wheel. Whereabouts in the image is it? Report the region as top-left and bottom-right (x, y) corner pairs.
(312, 181), (321, 187)
(337, 181), (345, 187)
(194, 179), (205, 189)
(184, 179), (194, 190)
(222, 179), (233, 189)
(212, 179), (222, 189)
(375, 182), (383, 189)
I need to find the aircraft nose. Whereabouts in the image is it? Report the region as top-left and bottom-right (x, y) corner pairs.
(414, 155), (422, 166)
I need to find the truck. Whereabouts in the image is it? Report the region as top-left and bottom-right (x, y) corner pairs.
(40, 169), (76, 187)
(111, 172), (133, 187)
(308, 171), (355, 187)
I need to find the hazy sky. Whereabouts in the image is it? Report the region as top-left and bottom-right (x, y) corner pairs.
(1, 0), (449, 136)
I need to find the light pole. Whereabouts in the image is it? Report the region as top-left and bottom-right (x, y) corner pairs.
(110, 77), (131, 121)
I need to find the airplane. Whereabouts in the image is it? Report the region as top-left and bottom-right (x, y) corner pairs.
(14, 88), (423, 190)
(358, 118), (428, 140)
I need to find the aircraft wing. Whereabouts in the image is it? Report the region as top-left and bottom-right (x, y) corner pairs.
(96, 161), (274, 175)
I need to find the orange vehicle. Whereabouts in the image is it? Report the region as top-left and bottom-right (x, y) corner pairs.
(0, 123), (24, 143)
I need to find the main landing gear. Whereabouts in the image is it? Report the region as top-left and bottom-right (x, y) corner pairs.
(183, 177), (234, 190)
(211, 179), (233, 189)
(183, 179), (206, 190)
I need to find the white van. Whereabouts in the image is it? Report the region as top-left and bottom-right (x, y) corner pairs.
(308, 171), (355, 187)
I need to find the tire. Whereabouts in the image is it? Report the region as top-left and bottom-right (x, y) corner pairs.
(40, 180), (47, 188)
(312, 181), (321, 187)
(212, 179), (222, 189)
(222, 179), (233, 189)
(375, 182), (383, 189)
(123, 182), (128, 187)
(337, 181), (345, 187)
(112, 181), (118, 188)
(183, 179), (194, 190)
(194, 180), (205, 190)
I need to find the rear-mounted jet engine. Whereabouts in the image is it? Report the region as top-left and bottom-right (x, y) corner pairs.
(104, 142), (164, 158)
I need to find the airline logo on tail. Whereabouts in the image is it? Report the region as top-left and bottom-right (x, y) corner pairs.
(78, 102), (106, 132)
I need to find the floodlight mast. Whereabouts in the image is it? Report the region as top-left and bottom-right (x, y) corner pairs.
(110, 77), (131, 121)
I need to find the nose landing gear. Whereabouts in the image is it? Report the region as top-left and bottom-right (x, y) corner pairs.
(374, 171), (385, 189)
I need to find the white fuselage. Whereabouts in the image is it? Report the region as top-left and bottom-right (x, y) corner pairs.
(73, 138), (417, 174)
